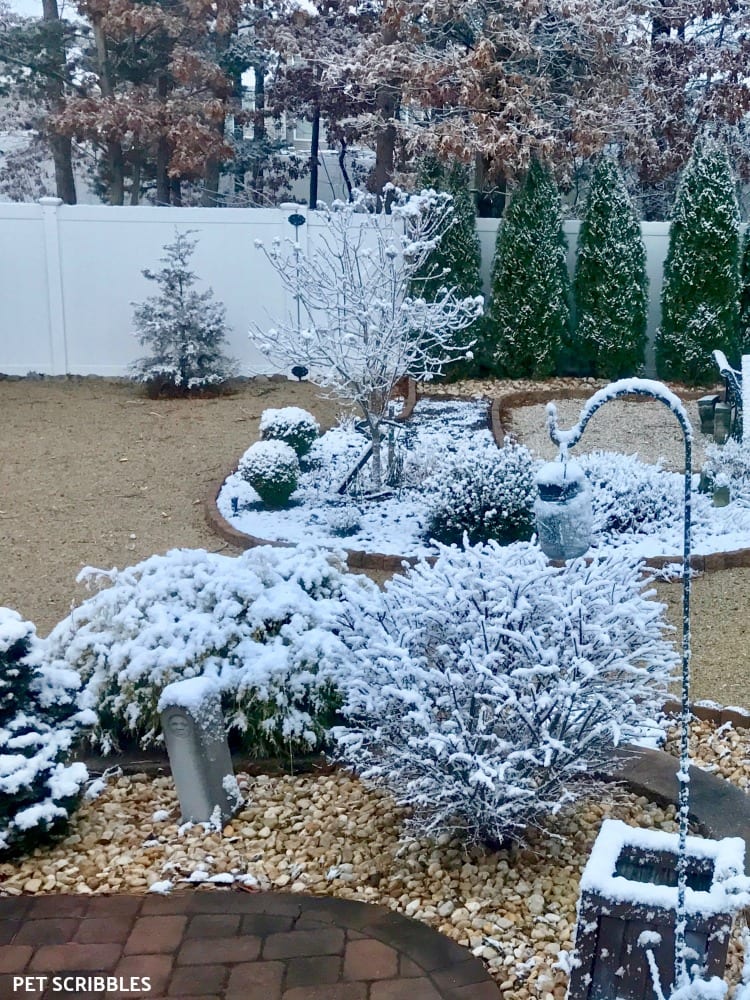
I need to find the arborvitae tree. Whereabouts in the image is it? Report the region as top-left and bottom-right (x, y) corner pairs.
(485, 160), (571, 378)
(410, 156), (484, 375)
(655, 137), (741, 385)
(739, 230), (750, 355)
(0, 609), (87, 858)
(131, 230), (238, 395)
(573, 157), (648, 378)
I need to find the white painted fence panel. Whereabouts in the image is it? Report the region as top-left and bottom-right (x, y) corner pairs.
(0, 201), (676, 378)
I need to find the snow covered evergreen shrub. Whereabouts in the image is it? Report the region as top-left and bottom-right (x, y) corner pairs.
(131, 230), (238, 395)
(0, 608), (88, 858)
(330, 543), (676, 847)
(740, 231), (750, 354)
(573, 157), (648, 378)
(411, 157), (486, 377)
(703, 438), (750, 500)
(238, 440), (300, 507)
(424, 443), (536, 546)
(655, 138), (741, 385)
(42, 547), (353, 756)
(581, 452), (683, 536)
(260, 406), (320, 457)
(486, 161), (571, 377)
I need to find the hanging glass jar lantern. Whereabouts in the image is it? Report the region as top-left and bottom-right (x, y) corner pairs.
(534, 457), (593, 560)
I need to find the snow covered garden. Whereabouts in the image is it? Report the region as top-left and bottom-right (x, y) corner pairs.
(5, 135), (750, 1000)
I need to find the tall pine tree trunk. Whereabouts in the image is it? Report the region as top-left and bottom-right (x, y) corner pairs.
(42, 0), (76, 204)
(309, 104), (320, 207)
(367, 21), (398, 209)
(155, 74), (170, 204)
(251, 57), (266, 205)
(92, 16), (124, 205)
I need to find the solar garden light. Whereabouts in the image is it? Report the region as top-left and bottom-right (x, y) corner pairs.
(537, 378), (696, 992)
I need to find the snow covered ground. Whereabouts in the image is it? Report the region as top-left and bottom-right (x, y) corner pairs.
(218, 397), (750, 561)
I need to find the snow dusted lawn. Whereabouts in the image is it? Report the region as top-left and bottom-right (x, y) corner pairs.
(218, 397), (750, 561)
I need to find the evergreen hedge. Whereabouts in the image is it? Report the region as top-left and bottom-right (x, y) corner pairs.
(655, 137), (741, 385)
(573, 157), (648, 378)
(485, 161), (571, 378)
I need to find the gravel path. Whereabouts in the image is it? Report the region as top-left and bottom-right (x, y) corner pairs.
(1, 376), (748, 707)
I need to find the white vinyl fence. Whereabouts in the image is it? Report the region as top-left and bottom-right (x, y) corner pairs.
(0, 199), (673, 377)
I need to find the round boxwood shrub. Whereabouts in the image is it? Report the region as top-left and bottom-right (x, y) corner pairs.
(0, 608), (88, 858)
(260, 406), (320, 457)
(424, 442), (537, 546)
(239, 440), (300, 506)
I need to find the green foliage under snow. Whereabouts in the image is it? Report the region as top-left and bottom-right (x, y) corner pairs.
(0, 609), (88, 859)
(424, 441), (537, 546)
(655, 138), (741, 385)
(573, 157), (648, 378)
(239, 439), (300, 507)
(485, 161), (571, 378)
(42, 547), (354, 756)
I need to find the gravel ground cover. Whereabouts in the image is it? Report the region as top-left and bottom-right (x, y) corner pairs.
(1, 375), (749, 704)
(0, 721), (747, 999)
(2, 376), (750, 997)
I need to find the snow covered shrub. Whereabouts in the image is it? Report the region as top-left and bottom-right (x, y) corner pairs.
(42, 547), (354, 755)
(703, 438), (750, 500)
(486, 160), (571, 378)
(740, 230), (750, 354)
(424, 442), (536, 546)
(655, 138), (741, 385)
(573, 157), (648, 378)
(581, 451), (683, 536)
(0, 608), (88, 858)
(330, 542), (676, 847)
(131, 230), (237, 395)
(260, 406), (320, 457)
(239, 440), (300, 507)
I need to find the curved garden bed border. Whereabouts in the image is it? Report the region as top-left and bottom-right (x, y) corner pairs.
(205, 380), (750, 573)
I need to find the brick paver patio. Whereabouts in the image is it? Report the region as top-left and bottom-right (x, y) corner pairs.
(0, 890), (502, 1000)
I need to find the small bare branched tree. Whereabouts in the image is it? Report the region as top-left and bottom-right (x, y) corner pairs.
(253, 188), (483, 488)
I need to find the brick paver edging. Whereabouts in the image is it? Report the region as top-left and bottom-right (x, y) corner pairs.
(0, 890), (501, 1000)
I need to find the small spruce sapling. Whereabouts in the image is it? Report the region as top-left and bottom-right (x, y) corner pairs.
(0, 608), (88, 858)
(131, 230), (238, 395)
(573, 157), (648, 378)
(655, 138), (741, 385)
(485, 161), (571, 378)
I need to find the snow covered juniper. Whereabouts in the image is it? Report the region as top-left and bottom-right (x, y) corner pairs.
(656, 137), (741, 385)
(331, 542), (676, 848)
(485, 160), (571, 378)
(573, 157), (648, 378)
(253, 189), (483, 488)
(0, 608), (88, 858)
(131, 229), (237, 395)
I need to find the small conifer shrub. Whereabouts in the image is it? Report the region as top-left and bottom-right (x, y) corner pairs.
(485, 161), (571, 377)
(655, 138), (741, 385)
(424, 443), (536, 546)
(260, 407), (320, 457)
(239, 440), (300, 506)
(131, 230), (238, 395)
(573, 158), (648, 378)
(0, 609), (88, 858)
